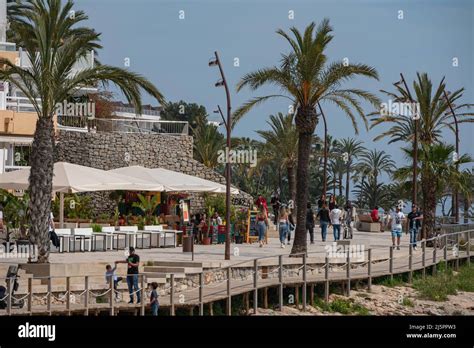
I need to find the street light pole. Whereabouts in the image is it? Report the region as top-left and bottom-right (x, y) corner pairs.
(210, 51), (232, 260)
(399, 73), (418, 207)
(317, 102), (328, 197)
(443, 90), (460, 223)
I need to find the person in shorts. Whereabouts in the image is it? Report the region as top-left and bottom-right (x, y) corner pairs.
(390, 207), (405, 250)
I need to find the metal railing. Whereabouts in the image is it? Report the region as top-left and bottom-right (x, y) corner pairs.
(57, 116), (189, 135)
(1, 229), (471, 316)
(113, 106), (161, 117)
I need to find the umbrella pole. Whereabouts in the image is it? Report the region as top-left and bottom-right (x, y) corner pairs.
(60, 192), (64, 229)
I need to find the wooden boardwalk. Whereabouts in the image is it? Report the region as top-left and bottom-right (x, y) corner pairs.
(1, 230), (472, 316)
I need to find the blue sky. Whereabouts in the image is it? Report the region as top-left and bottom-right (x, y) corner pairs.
(77, 0), (473, 171)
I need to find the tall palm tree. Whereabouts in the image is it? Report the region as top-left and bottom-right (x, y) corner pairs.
(394, 143), (472, 238)
(338, 138), (365, 202)
(193, 120), (225, 169)
(358, 149), (395, 187)
(1, 0), (165, 262)
(257, 113), (298, 203)
(371, 73), (473, 237)
(235, 20), (380, 254)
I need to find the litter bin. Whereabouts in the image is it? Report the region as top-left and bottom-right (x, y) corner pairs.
(182, 235), (193, 252)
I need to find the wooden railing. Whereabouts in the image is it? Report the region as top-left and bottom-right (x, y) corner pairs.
(1, 229), (472, 316)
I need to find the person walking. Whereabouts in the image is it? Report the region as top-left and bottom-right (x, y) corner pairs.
(116, 247), (140, 304)
(317, 203), (330, 242)
(406, 204), (423, 250)
(390, 207), (406, 250)
(330, 204), (343, 241)
(306, 202), (315, 244)
(344, 201), (356, 239)
(329, 195), (336, 211)
(270, 191), (281, 225)
(278, 207), (289, 248)
(256, 207), (268, 248)
(317, 194), (326, 212)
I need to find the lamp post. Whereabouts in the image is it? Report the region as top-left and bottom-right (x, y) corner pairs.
(317, 102), (328, 197)
(396, 73), (418, 207)
(209, 51), (232, 260)
(443, 90), (460, 223)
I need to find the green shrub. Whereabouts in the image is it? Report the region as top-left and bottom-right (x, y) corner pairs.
(91, 224), (102, 233)
(402, 297), (414, 307)
(413, 269), (457, 301)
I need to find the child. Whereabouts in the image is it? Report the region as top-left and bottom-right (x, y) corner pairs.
(150, 282), (159, 316)
(105, 263), (123, 300)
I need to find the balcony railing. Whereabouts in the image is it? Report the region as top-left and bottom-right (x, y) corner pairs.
(57, 116), (189, 135)
(113, 106), (161, 117)
(0, 42), (16, 52)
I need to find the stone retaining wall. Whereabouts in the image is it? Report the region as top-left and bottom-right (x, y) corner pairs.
(55, 131), (252, 215)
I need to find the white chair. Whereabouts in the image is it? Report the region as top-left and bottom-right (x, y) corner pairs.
(54, 228), (72, 253)
(144, 225), (164, 247)
(117, 226), (139, 249)
(72, 228), (93, 252)
(94, 226), (116, 250)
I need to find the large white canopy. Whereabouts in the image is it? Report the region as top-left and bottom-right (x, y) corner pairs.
(0, 162), (164, 193)
(109, 165), (239, 194)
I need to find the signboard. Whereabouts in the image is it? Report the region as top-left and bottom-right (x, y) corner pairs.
(181, 199), (190, 223)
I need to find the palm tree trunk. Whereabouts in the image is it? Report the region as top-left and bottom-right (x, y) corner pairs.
(28, 116), (55, 263)
(291, 107), (318, 255)
(287, 165), (296, 204)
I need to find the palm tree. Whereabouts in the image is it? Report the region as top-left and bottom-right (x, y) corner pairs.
(358, 149), (395, 187)
(132, 194), (160, 225)
(2, 0), (165, 262)
(257, 113), (298, 203)
(235, 20), (379, 254)
(371, 73), (473, 237)
(338, 138), (365, 202)
(193, 119), (225, 169)
(394, 143), (472, 238)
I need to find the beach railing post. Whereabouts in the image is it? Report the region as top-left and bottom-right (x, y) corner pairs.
(199, 272), (204, 316)
(368, 249), (372, 291)
(324, 256), (329, 302)
(302, 253), (307, 311)
(253, 259), (258, 314)
(278, 255), (283, 311)
(226, 267), (231, 316)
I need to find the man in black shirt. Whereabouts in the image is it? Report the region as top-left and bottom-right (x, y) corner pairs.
(317, 203), (330, 242)
(116, 247), (141, 304)
(406, 205), (423, 250)
(306, 202), (315, 244)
